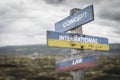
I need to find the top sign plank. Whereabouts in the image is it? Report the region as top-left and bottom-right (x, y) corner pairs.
(55, 5), (94, 32)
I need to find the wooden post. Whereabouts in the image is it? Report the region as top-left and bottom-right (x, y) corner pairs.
(70, 8), (85, 80)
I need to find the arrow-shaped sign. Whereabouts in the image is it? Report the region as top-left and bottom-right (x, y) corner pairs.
(55, 5), (94, 32)
(47, 31), (109, 51)
(56, 55), (97, 72)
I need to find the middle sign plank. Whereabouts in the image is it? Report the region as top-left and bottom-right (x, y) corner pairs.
(47, 31), (109, 51)
(55, 5), (94, 32)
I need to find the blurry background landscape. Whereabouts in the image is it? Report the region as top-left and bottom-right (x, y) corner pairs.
(0, 43), (120, 56)
(0, 0), (120, 80)
(0, 43), (119, 80)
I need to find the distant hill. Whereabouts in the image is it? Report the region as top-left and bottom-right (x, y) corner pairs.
(102, 43), (120, 55)
(0, 45), (71, 56)
(0, 43), (120, 56)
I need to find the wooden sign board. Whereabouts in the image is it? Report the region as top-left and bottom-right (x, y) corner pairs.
(55, 5), (94, 32)
(47, 31), (109, 51)
(56, 55), (97, 72)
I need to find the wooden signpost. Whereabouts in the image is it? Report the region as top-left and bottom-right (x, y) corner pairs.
(70, 8), (85, 80)
(47, 5), (109, 80)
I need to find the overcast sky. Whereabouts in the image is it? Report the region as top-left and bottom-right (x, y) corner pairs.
(0, 0), (120, 47)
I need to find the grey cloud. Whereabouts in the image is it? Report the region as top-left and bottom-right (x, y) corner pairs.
(74, 0), (101, 4)
(63, 0), (102, 7)
(0, 0), (120, 46)
(98, 0), (120, 22)
(99, 9), (120, 22)
(114, 23), (120, 34)
(113, 30), (120, 35)
(44, 0), (64, 5)
(0, 1), (30, 34)
(0, 2), (24, 24)
(96, 0), (120, 35)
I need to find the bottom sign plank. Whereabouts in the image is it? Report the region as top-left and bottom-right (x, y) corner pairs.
(56, 55), (97, 72)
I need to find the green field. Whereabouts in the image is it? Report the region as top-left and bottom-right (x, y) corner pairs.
(0, 55), (119, 80)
